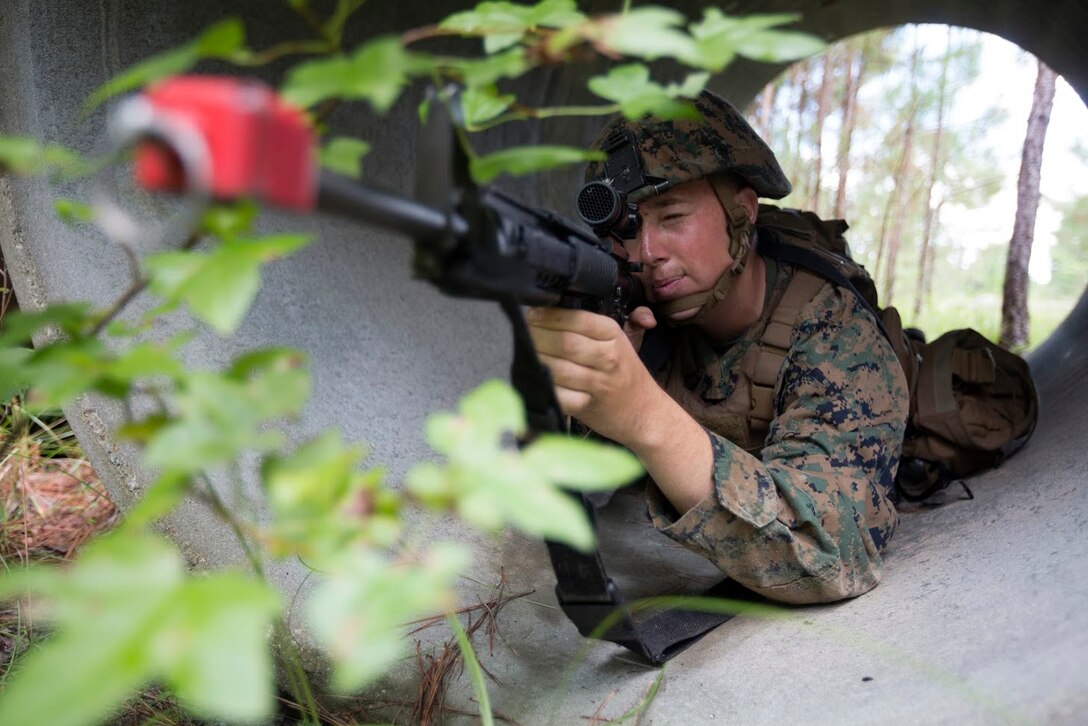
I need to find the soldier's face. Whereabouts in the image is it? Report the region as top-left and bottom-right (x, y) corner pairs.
(626, 179), (734, 321)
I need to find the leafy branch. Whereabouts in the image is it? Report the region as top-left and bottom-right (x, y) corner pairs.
(0, 0), (826, 722)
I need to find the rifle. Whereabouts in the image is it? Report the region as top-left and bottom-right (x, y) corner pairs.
(100, 75), (741, 663)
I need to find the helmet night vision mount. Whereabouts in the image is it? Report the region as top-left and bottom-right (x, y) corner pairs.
(575, 130), (668, 241)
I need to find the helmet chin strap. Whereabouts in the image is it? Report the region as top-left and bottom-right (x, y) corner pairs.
(659, 186), (754, 324)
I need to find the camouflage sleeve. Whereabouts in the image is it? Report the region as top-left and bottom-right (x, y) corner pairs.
(646, 286), (909, 604)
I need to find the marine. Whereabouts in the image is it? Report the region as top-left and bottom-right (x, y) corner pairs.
(527, 89), (909, 604)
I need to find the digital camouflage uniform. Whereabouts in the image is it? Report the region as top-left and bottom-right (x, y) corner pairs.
(645, 252), (908, 604)
(587, 90), (909, 605)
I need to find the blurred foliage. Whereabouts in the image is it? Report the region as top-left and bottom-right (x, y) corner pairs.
(0, 1), (827, 723)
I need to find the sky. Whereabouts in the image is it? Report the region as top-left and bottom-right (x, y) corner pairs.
(931, 27), (1088, 283)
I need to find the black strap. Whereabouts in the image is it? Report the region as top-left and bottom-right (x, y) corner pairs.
(757, 229), (891, 342)
(500, 299), (745, 664)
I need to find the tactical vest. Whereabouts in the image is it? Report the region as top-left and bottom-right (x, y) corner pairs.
(655, 266), (828, 454)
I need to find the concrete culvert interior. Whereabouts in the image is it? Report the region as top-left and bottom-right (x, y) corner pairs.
(1, 0), (1085, 721)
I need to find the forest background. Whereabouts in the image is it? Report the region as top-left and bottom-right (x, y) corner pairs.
(745, 24), (1087, 350)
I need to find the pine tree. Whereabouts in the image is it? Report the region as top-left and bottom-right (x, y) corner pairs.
(1000, 59), (1057, 349)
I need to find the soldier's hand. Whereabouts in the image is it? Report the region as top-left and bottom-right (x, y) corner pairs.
(526, 306), (657, 446)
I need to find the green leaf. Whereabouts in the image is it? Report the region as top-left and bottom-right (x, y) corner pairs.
(0, 531), (279, 725)
(505, 478), (595, 550)
(0, 303), (91, 346)
(405, 461), (454, 506)
(102, 340), (186, 384)
(86, 47), (195, 111)
(439, 0), (585, 53)
(143, 374), (282, 473)
(0, 626), (152, 726)
(123, 471), (190, 528)
(243, 355), (311, 420)
(116, 414), (171, 445)
(319, 136), (372, 178)
(200, 200), (259, 240)
(281, 55), (353, 109)
(159, 576), (279, 721)
(525, 0), (586, 28)
(459, 379), (525, 438)
(470, 144), (601, 183)
(522, 434), (643, 490)
(0, 136), (91, 179)
(587, 64), (705, 120)
(146, 234), (312, 335)
(195, 17), (246, 56)
(483, 32), (523, 54)
(23, 338), (109, 407)
(53, 198), (96, 226)
(467, 453), (595, 549)
(145, 250), (207, 300)
(225, 347), (308, 381)
(412, 380), (605, 550)
(0, 135), (48, 174)
(84, 18), (247, 112)
(594, 8), (694, 61)
(263, 430), (365, 516)
(181, 251), (262, 335)
(0, 532), (182, 726)
(282, 36), (431, 111)
(685, 10), (824, 69)
(440, 0), (584, 35)
(261, 431), (388, 559)
(448, 48), (530, 87)
(424, 412), (470, 456)
(306, 546), (467, 692)
(0, 347), (31, 400)
(736, 30), (827, 63)
(139, 350), (308, 476)
(461, 85), (515, 127)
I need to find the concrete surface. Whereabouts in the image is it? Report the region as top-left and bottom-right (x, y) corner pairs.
(1, 1), (1085, 723)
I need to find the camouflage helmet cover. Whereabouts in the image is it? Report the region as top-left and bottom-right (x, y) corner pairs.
(585, 90), (792, 200)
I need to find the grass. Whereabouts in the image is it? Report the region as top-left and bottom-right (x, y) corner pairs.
(902, 289), (1079, 351)
(0, 401), (118, 564)
(0, 399), (119, 693)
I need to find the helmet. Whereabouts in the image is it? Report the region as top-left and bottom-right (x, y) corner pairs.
(584, 90), (791, 199)
(582, 90), (789, 325)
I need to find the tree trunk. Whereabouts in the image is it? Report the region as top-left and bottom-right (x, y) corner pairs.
(834, 40), (865, 220)
(879, 113), (915, 306)
(807, 52), (835, 212)
(914, 28), (953, 320)
(790, 63), (811, 202)
(755, 83), (777, 140)
(876, 41), (921, 304)
(1000, 60), (1058, 349)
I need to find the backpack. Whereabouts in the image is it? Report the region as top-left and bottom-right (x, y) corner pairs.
(895, 328), (1038, 500)
(754, 204), (1039, 501)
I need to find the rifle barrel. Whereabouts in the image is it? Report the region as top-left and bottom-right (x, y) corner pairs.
(316, 170), (468, 240)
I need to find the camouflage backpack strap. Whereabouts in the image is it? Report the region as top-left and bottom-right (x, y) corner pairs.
(747, 268), (827, 444)
(757, 203), (881, 313)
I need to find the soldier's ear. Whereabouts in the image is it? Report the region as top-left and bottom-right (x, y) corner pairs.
(735, 187), (758, 224)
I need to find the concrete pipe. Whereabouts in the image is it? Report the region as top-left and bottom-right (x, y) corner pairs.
(1, 0), (1084, 721)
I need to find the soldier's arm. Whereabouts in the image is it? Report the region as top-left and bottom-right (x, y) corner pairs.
(526, 306), (716, 512)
